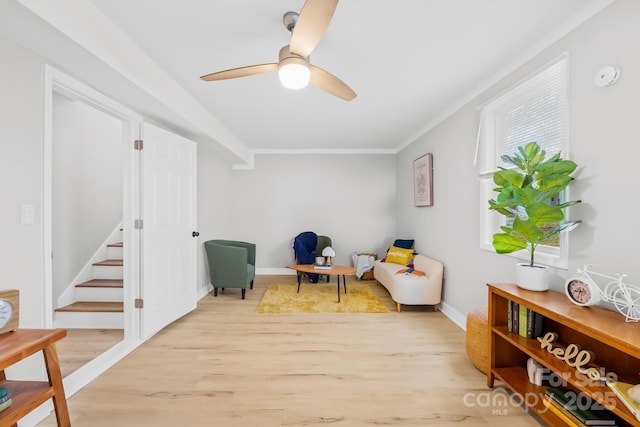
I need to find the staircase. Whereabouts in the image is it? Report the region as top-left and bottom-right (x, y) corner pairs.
(54, 234), (124, 329)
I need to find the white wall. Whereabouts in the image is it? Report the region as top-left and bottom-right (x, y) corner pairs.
(196, 153), (396, 282)
(196, 144), (234, 293)
(52, 92), (123, 300)
(0, 36), (51, 384)
(396, 0), (640, 322)
(0, 37), (46, 328)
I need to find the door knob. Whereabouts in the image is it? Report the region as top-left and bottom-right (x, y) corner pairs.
(192, 231), (200, 237)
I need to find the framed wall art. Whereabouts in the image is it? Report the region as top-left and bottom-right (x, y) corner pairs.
(413, 153), (433, 207)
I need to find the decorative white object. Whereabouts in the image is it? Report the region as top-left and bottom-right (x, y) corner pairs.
(322, 246), (336, 266)
(629, 384), (640, 403)
(564, 265), (640, 322)
(526, 358), (546, 386)
(516, 263), (549, 291)
(0, 289), (19, 334)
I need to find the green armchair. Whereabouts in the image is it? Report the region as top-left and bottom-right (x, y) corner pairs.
(204, 240), (256, 299)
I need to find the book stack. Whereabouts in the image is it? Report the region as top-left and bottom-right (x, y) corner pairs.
(313, 263), (332, 270)
(0, 387), (12, 412)
(506, 300), (544, 338)
(544, 388), (618, 426)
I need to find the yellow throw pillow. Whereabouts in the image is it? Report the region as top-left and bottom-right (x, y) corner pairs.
(386, 246), (414, 266)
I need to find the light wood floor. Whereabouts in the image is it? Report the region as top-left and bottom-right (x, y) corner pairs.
(39, 275), (543, 426)
(57, 328), (124, 377)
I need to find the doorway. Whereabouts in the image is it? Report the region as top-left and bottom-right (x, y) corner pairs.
(42, 65), (199, 398)
(43, 65), (141, 390)
(51, 90), (125, 375)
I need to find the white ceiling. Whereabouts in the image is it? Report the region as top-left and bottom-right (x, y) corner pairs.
(1, 0), (615, 159)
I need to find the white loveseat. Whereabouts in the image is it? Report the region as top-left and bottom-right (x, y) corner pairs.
(373, 254), (444, 312)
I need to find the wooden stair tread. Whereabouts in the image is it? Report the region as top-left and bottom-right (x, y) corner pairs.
(93, 259), (123, 267)
(55, 301), (123, 313)
(75, 279), (123, 288)
(107, 242), (123, 248)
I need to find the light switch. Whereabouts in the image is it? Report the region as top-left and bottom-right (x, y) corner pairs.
(21, 204), (35, 225)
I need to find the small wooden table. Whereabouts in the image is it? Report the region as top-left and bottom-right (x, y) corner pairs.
(0, 328), (70, 427)
(286, 264), (356, 303)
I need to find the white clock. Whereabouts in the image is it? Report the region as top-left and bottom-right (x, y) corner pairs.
(564, 278), (601, 306)
(0, 289), (19, 334)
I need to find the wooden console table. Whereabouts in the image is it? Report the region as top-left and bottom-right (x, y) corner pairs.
(488, 283), (640, 426)
(0, 328), (70, 427)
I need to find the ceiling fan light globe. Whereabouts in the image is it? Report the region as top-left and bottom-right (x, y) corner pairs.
(278, 62), (310, 90)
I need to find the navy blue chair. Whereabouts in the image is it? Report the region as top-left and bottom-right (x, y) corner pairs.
(293, 232), (332, 283)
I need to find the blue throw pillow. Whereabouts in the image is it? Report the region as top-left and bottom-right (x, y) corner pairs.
(393, 239), (414, 249)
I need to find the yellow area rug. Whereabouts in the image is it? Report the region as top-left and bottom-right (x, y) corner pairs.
(256, 283), (388, 313)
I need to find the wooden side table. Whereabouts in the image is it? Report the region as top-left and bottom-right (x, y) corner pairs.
(286, 264), (356, 302)
(0, 328), (70, 427)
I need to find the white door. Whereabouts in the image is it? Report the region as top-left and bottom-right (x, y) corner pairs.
(140, 123), (197, 339)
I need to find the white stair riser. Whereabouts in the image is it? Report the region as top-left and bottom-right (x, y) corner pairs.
(54, 311), (124, 329)
(92, 265), (123, 279)
(107, 246), (123, 259)
(75, 287), (123, 302)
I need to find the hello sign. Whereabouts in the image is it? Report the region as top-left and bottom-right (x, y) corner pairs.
(537, 332), (614, 383)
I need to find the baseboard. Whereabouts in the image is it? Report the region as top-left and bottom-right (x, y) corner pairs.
(256, 267), (296, 275)
(439, 301), (466, 330)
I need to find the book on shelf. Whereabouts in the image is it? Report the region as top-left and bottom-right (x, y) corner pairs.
(545, 388), (617, 425)
(526, 308), (545, 338)
(0, 387), (13, 411)
(313, 264), (332, 270)
(0, 388), (11, 412)
(606, 380), (640, 422)
(543, 397), (581, 427)
(543, 396), (619, 427)
(506, 301), (544, 338)
(519, 304), (528, 338)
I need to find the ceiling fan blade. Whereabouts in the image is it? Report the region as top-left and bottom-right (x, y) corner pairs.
(200, 63), (278, 81)
(310, 65), (356, 101)
(290, 0), (338, 57)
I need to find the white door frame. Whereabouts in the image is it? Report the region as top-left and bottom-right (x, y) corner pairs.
(42, 64), (142, 338)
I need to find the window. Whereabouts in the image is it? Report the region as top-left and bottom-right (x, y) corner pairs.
(477, 55), (570, 268)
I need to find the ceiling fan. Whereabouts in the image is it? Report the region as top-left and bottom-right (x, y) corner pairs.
(199, 0), (356, 101)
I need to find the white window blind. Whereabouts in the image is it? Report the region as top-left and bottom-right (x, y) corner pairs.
(477, 55), (570, 269)
(476, 56), (568, 177)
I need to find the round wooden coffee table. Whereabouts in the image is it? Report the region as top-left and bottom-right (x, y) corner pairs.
(286, 264), (356, 303)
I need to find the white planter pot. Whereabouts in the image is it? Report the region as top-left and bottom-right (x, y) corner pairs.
(516, 263), (549, 291)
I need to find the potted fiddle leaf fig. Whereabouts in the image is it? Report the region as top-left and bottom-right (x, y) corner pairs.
(488, 141), (582, 291)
